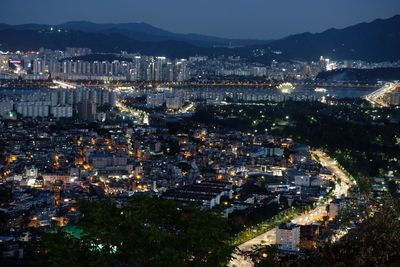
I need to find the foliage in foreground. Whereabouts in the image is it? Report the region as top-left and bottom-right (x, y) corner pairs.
(32, 196), (234, 267)
(254, 196), (400, 267)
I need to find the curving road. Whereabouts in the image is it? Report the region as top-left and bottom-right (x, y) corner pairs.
(364, 82), (399, 107)
(229, 150), (354, 267)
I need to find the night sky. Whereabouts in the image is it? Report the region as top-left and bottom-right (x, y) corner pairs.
(2, 0), (400, 39)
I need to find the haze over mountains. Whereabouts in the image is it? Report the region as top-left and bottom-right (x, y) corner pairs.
(0, 15), (399, 62)
(0, 21), (268, 48)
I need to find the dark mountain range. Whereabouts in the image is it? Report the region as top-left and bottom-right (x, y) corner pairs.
(0, 15), (399, 62)
(250, 15), (400, 62)
(0, 21), (268, 47)
(60, 21), (270, 47)
(0, 28), (240, 58)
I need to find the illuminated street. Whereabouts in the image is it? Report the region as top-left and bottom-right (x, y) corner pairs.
(0, 2), (399, 265)
(229, 150), (354, 267)
(116, 100), (149, 125)
(52, 79), (77, 89)
(365, 82), (400, 107)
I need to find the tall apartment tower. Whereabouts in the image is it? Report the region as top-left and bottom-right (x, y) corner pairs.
(276, 222), (301, 252)
(77, 100), (96, 121)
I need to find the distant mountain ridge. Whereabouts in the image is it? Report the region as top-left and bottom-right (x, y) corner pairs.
(0, 21), (268, 47)
(251, 15), (400, 62)
(0, 28), (233, 58)
(0, 15), (399, 62)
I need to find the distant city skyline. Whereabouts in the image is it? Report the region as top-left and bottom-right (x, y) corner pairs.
(2, 0), (400, 39)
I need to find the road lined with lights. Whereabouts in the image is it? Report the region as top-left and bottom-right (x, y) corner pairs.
(364, 82), (399, 107)
(229, 150), (354, 267)
(52, 79), (77, 89)
(116, 100), (149, 125)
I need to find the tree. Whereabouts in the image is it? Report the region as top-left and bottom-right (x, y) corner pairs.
(307, 197), (400, 267)
(33, 196), (234, 267)
(388, 180), (398, 197)
(253, 196), (400, 267)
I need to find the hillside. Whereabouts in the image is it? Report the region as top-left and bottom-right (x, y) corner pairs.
(250, 15), (400, 62)
(0, 15), (400, 62)
(0, 21), (268, 48)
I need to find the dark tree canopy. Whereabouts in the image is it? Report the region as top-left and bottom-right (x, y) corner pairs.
(253, 197), (400, 267)
(33, 196), (234, 267)
(192, 100), (400, 191)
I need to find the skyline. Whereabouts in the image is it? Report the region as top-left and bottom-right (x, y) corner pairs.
(2, 0), (400, 39)
(1, 1), (400, 266)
